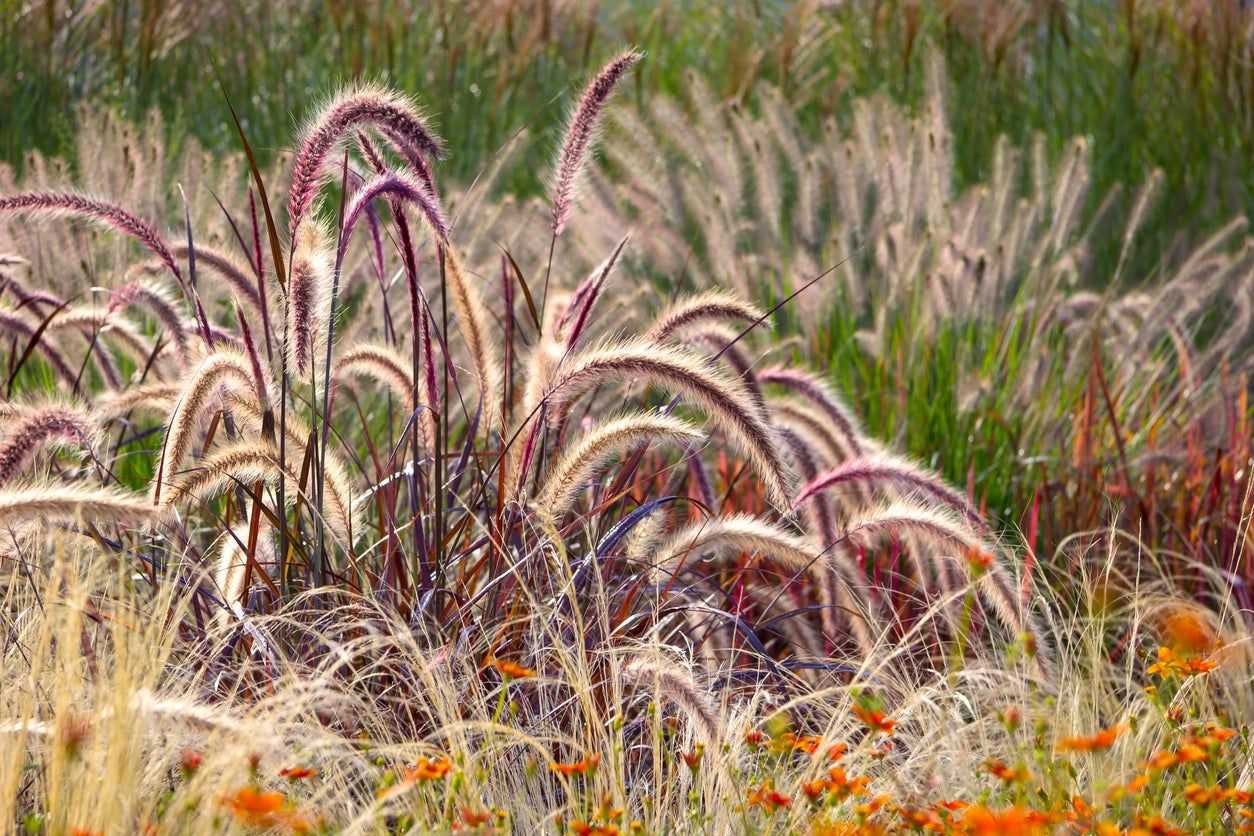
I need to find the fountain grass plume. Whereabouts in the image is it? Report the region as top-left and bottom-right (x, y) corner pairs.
(550, 50), (643, 236)
(288, 83), (444, 237)
(536, 412), (705, 516)
(759, 365), (865, 458)
(162, 439), (356, 548)
(443, 245), (503, 430)
(340, 170), (450, 257)
(645, 290), (765, 344)
(286, 222), (335, 378)
(794, 450), (995, 539)
(334, 342), (415, 413)
(649, 512), (824, 583)
(0, 483), (154, 526)
(153, 349), (256, 503)
(0, 308), (82, 390)
(561, 236), (629, 347)
(841, 499), (1049, 677)
(545, 338), (794, 507)
(108, 280), (190, 370)
(0, 191), (182, 286)
(0, 404), (97, 484)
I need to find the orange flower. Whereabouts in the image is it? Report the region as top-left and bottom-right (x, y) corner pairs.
(855, 794), (891, 817)
(405, 755), (453, 781)
(279, 765), (318, 780)
(1146, 749), (1181, 770)
(221, 787), (285, 818)
(1147, 646), (1221, 679)
(462, 807), (492, 827)
(1184, 784), (1221, 806)
(966, 547), (995, 573)
(1060, 723), (1127, 752)
(745, 779), (790, 812)
(960, 805), (1051, 835)
(681, 744), (704, 771)
(486, 656), (536, 679)
(826, 766), (871, 801)
(802, 778), (830, 802)
(1159, 606), (1216, 654)
(220, 787), (314, 833)
(1183, 784), (1252, 806)
(1133, 813), (1187, 835)
(745, 729), (766, 747)
(852, 705), (897, 735)
(777, 731), (827, 757)
(984, 759), (1030, 784)
(1202, 722), (1238, 743)
(70, 830), (102, 836)
(897, 805), (944, 831)
(1176, 742), (1209, 763)
(569, 822), (618, 836)
(1110, 773), (1151, 801)
(1146, 646), (1176, 677)
(551, 753), (601, 776)
(827, 742), (849, 761)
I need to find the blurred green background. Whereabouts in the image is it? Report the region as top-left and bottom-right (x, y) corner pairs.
(4, 0), (1252, 253)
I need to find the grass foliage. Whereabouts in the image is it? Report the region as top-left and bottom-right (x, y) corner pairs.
(0, 7), (1253, 836)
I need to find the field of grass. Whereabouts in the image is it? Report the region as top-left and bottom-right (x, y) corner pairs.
(1, 2), (1253, 834)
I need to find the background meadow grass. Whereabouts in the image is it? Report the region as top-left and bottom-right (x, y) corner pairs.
(2, 1), (1254, 833)
(5, 1), (1253, 260)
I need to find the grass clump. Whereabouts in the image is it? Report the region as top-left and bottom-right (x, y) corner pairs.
(0, 46), (1251, 835)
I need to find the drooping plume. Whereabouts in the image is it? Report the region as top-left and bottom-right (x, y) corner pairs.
(545, 339), (794, 507)
(0, 404), (97, 484)
(0, 191), (183, 286)
(288, 84), (444, 236)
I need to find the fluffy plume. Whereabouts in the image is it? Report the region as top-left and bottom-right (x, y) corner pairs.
(769, 398), (857, 466)
(650, 512), (823, 582)
(560, 236), (628, 346)
(163, 440), (356, 548)
(0, 308), (82, 389)
(644, 290), (764, 344)
(0, 404), (97, 484)
(758, 366), (864, 458)
(93, 384), (180, 422)
(154, 350), (256, 502)
(686, 325), (766, 415)
(108, 280), (190, 369)
(341, 170), (449, 253)
(286, 222), (335, 378)
(49, 308), (155, 369)
(794, 451), (994, 538)
(0, 484), (154, 527)
(546, 339), (793, 506)
(443, 246), (503, 430)
(550, 50), (642, 235)
(841, 500), (1047, 674)
(0, 191), (182, 285)
(334, 342), (415, 413)
(173, 245), (263, 316)
(288, 84), (444, 235)
(620, 654), (721, 747)
(213, 523), (277, 621)
(537, 413), (704, 516)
